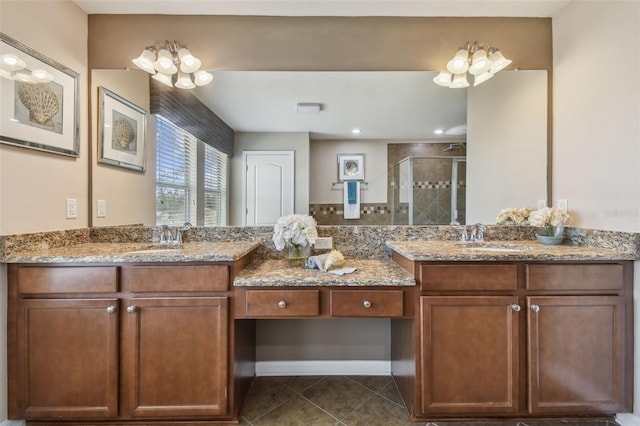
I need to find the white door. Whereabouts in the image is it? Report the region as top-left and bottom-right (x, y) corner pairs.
(243, 151), (295, 226)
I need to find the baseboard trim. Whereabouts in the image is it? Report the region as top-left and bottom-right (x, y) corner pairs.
(255, 360), (391, 376)
(616, 413), (640, 426)
(1, 420), (26, 426)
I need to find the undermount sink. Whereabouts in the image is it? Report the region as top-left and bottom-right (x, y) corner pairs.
(125, 246), (184, 255)
(456, 242), (531, 252)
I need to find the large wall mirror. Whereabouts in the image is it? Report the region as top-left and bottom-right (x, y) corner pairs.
(90, 69), (547, 227)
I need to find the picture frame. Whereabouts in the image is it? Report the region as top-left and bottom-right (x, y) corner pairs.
(0, 32), (80, 156)
(98, 86), (147, 172)
(337, 153), (365, 181)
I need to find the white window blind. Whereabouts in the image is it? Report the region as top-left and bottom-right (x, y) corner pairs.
(203, 143), (228, 226)
(155, 115), (228, 227)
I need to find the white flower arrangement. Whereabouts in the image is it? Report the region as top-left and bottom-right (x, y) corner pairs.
(496, 207), (534, 225)
(272, 214), (318, 251)
(528, 207), (572, 236)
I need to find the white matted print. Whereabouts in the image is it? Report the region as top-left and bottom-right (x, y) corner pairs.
(98, 86), (146, 171)
(337, 153), (365, 181)
(0, 32), (79, 156)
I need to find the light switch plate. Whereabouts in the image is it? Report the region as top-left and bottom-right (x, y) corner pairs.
(537, 199), (546, 209)
(557, 199), (568, 210)
(314, 237), (333, 249)
(66, 198), (77, 219)
(97, 199), (106, 218)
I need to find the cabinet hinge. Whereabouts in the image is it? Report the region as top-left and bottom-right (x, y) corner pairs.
(225, 388), (228, 398)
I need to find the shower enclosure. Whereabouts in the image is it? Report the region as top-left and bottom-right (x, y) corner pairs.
(390, 156), (466, 225)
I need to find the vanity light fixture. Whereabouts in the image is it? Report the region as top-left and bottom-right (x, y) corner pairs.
(132, 41), (213, 89)
(434, 41), (512, 89)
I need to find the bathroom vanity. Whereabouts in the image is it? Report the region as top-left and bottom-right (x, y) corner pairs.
(3, 240), (635, 425)
(387, 241), (634, 422)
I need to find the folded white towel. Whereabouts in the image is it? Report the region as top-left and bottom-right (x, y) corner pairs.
(328, 267), (357, 276)
(306, 254), (329, 270)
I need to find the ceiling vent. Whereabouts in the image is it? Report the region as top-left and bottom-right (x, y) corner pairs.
(296, 103), (322, 115)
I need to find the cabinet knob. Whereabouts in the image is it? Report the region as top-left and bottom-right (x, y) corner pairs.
(127, 305), (137, 314)
(106, 305), (117, 314)
(278, 300), (287, 309)
(530, 304), (540, 312)
(363, 300), (372, 308)
(510, 304), (521, 312)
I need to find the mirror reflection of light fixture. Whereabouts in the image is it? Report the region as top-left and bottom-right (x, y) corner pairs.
(132, 41), (213, 89)
(434, 41), (512, 88)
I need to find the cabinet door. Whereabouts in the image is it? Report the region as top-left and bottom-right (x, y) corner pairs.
(420, 296), (520, 415)
(17, 298), (119, 420)
(121, 297), (229, 418)
(528, 296), (626, 414)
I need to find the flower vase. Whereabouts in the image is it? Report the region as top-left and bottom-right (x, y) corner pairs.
(536, 225), (565, 245)
(285, 244), (311, 266)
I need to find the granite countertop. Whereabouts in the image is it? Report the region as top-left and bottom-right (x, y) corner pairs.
(233, 259), (416, 287)
(2, 241), (260, 263)
(386, 240), (636, 261)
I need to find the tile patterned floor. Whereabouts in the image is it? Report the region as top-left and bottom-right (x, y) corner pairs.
(237, 376), (620, 426)
(238, 375), (412, 425)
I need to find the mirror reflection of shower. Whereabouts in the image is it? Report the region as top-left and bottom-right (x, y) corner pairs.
(391, 152), (466, 225)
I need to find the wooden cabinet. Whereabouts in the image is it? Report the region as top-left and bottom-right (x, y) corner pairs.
(420, 296), (520, 415)
(121, 297), (228, 419)
(16, 298), (119, 420)
(405, 260), (633, 421)
(527, 295), (626, 414)
(8, 261), (244, 424)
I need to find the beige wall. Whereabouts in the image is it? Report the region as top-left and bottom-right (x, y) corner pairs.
(553, 2), (640, 424)
(231, 132), (310, 226)
(553, 0), (640, 233)
(0, 0), (88, 235)
(91, 69), (156, 226)
(88, 15), (552, 72)
(310, 139), (388, 204)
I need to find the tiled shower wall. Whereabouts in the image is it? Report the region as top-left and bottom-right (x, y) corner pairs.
(313, 142), (466, 226)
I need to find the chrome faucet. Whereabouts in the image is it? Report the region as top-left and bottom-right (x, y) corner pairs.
(470, 223), (485, 242)
(160, 225), (173, 244)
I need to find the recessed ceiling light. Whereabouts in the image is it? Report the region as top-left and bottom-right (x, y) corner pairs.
(351, 128), (361, 134)
(434, 129), (445, 135)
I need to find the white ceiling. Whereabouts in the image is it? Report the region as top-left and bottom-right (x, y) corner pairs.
(73, 0), (570, 17)
(193, 71), (467, 140)
(75, 0), (568, 140)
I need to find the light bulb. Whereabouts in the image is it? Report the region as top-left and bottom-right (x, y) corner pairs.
(154, 49), (177, 74)
(433, 71), (452, 87)
(446, 48), (470, 74)
(175, 71), (195, 89)
(194, 70), (213, 86)
(1, 53), (26, 71)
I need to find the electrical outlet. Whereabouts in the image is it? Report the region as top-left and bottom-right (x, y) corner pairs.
(66, 198), (77, 219)
(537, 199), (546, 209)
(314, 237), (333, 249)
(97, 200), (106, 218)
(557, 199), (568, 210)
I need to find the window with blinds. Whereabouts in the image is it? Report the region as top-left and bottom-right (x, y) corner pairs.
(155, 115), (228, 226)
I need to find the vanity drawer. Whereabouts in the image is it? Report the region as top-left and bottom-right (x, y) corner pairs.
(245, 290), (319, 317)
(17, 266), (118, 294)
(419, 264), (517, 291)
(330, 290), (403, 317)
(526, 263), (624, 291)
(128, 265), (229, 292)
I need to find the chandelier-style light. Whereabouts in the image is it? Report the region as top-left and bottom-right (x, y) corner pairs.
(433, 41), (512, 89)
(132, 41), (213, 89)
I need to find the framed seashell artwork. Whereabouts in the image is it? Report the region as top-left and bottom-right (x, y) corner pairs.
(98, 87), (147, 171)
(0, 32), (80, 156)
